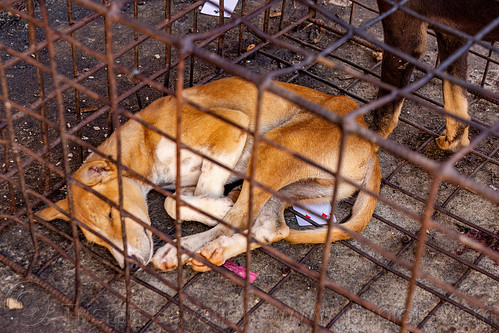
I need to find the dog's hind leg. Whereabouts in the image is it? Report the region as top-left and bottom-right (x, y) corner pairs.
(434, 32), (471, 151)
(371, 1), (428, 139)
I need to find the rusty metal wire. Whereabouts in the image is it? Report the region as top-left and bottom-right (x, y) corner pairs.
(0, 0), (497, 332)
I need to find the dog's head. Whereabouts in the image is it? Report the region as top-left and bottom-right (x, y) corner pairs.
(36, 160), (153, 269)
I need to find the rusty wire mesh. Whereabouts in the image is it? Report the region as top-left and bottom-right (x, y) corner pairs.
(0, 0), (497, 332)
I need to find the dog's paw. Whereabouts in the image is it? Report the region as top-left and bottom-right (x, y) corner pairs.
(191, 242), (226, 272)
(436, 129), (470, 152)
(435, 134), (451, 150)
(152, 243), (180, 271)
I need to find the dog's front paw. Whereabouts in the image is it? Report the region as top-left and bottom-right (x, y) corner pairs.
(152, 243), (181, 271)
(191, 240), (227, 272)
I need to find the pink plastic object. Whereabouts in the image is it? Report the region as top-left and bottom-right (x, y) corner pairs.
(223, 261), (258, 283)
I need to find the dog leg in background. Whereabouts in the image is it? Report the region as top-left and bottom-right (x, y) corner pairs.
(370, 1), (428, 139)
(434, 32), (471, 151)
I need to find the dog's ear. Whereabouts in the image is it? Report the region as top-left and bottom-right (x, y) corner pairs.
(36, 198), (70, 221)
(75, 160), (117, 186)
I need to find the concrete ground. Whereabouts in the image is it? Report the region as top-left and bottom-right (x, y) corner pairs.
(0, 0), (497, 332)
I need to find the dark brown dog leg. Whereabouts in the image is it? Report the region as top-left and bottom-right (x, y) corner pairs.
(434, 32), (471, 151)
(370, 1), (428, 139)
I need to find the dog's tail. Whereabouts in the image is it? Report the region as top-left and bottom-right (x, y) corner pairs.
(285, 156), (381, 244)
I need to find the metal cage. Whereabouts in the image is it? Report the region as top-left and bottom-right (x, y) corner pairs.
(0, 0), (497, 332)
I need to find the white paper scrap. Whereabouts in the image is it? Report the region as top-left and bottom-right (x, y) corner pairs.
(293, 203), (337, 227)
(201, 0), (239, 18)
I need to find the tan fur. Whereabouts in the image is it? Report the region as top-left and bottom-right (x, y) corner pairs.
(36, 77), (381, 271)
(435, 80), (471, 151)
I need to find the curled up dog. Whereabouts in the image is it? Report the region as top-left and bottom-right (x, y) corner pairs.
(36, 77), (381, 272)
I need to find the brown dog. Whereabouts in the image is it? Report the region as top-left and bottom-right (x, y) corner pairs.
(36, 77), (381, 272)
(372, 0), (499, 151)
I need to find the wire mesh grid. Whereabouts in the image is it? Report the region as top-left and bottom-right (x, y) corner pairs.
(0, 0), (497, 332)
